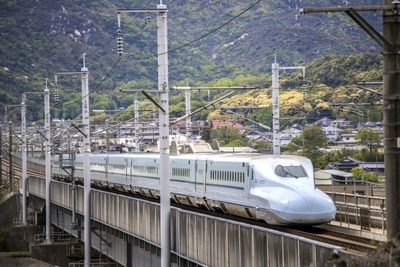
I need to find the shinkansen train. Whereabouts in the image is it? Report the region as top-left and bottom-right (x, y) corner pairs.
(52, 151), (336, 225)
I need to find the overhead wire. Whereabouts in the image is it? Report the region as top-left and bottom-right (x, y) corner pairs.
(93, 1), (261, 128)
(54, 1), (153, 89)
(53, 2), (154, 114)
(55, 0), (262, 131)
(130, 0), (261, 60)
(72, 0), (261, 96)
(69, 0), (153, 72)
(97, 109), (157, 133)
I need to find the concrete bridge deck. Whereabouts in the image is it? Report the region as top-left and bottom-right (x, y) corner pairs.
(25, 175), (342, 267)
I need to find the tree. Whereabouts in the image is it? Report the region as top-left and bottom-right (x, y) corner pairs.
(301, 125), (327, 168)
(201, 124), (212, 142)
(356, 128), (381, 160)
(282, 136), (303, 153)
(350, 166), (381, 183)
(209, 126), (244, 146)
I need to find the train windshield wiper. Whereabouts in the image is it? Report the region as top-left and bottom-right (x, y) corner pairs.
(275, 165), (308, 178)
(285, 170), (299, 178)
(283, 166), (307, 178)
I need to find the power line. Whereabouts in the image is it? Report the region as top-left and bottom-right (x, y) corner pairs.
(86, 56), (122, 96)
(130, 0), (261, 60)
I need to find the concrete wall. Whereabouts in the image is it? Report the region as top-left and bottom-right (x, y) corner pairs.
(0, 193), (18, 227)
(31, 243), (74, 267)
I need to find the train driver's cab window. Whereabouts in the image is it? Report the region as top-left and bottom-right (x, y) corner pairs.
(275, 165), (307, 178)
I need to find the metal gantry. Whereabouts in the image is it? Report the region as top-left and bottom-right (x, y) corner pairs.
(117, 3), (170, 266)
(4, 105), (22, 193)
(44, 81), (51, 244)
(55, 53), (91, 264)
(21, 91), (45, 225)
(300, 0), (400, 239)
(271, 55), (305, 155)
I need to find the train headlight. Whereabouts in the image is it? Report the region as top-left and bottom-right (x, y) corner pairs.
(280, 199), (289, 204)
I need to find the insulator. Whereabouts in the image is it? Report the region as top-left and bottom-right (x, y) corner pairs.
(117, 31), (123, 57)
(54, 89), (59, 103)
(117, 37), (123, 53)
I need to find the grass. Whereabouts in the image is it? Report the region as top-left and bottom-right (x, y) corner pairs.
(0, 251), (31, 258)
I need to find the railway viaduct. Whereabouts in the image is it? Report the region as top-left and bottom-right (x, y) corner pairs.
(28, 170), (342, 266)
(0, 155), (346, 267)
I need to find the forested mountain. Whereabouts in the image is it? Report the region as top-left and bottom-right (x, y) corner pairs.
(0, 0), (384, 124)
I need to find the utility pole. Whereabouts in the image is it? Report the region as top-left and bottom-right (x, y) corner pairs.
(8, 121), (12, 192)
(0, 126), (2, 186)
(21, 91), (45, 225)
(271, 53), (305, 155)
(117, 4), (170, 265)
(81, 55), (91, 267)
(156, 7), (170, 265)
(21, 95), (27, 224)
(4, 105), (21, 193)
(43, 80), (52, 244)
(271, 60), (279, 155)
(134, 98), (140, 152)
(300, 1), (400, 239)
(55, 54), (91, 264)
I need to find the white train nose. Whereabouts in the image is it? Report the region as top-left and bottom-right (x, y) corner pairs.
(282, 195), (336, 224)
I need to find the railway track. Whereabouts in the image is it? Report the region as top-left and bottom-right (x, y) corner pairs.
(2, 158), (44, 182)
(4, 158), (381, 256)
(274, 225), (379, 255)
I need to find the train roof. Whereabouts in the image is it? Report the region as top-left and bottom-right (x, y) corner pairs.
(90, 152), (308, 163)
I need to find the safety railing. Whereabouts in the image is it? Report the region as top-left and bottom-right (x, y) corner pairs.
(34, 231), (77, 245)
(326, 191), (386, 235)
(68, 260), (118, 267)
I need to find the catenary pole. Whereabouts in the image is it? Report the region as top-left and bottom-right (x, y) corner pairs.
(382, 0), (400, 239)
(21, 91), (45, 225)
(54, 55), (91, 262)
(81, 54), (91, 267)
(157, 4), (170, 266)
(117, 4), (170, 264)
(134, 98), (140, 152)
(300, 1), (400, 239)
(8, 121), (12, 192)
(271, 58), (280, 155)
(21, 94), (27, 225)
(43, 80), (52, 244)
(0, 125), (2, 186)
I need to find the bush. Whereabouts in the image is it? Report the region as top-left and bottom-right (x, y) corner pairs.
(0, 228), (10, 251)
(350, 166), (381, 183)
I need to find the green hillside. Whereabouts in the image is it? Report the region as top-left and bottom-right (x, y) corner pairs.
(0, 0), (384, 125)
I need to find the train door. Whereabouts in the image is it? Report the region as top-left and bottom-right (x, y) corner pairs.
(104, 155), (109, 180)
(195, 159), (208, 195)
(203, 159), (208, 194)
(194, 159), (198, 192)
(129, 158), (133, 182)
(124, 158), (129, 182)
(248, 164), (255, 195)
(244, 163), (252, 197)
(193, 159), (199, 192)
